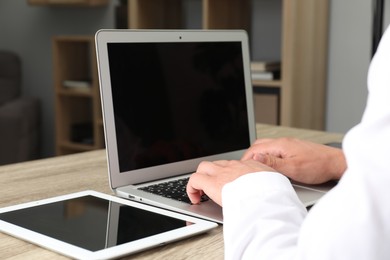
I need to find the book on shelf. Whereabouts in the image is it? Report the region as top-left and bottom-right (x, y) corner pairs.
(63, 80), (92, 89)
(251, 61), (281, 72)
(251, 70), (280, 81)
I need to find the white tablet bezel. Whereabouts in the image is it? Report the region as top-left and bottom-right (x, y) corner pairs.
(0, 190), (218, 259)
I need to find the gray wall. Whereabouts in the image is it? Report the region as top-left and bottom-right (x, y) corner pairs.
(0, 0), (381, 159)
(385, 0), (390, 25)
(325, 0), (373, 134)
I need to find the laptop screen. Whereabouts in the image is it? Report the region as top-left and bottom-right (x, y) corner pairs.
(107, 41), (250, 173)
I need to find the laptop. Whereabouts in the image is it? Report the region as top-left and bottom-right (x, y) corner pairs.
(95, 29), (328, 224)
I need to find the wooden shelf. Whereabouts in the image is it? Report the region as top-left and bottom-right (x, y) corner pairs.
(202, 0), (251, 31)
(58, 88), (94, 97)
(28, 0), (108, 6)
(280, 0), (328, 129)
(59, 141), (96, 152)
(53, 36), (104, 156)
(252, 80), (282, 88)
(128, 0), (182, 29)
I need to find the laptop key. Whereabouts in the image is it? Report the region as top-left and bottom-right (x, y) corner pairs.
(139, 178), (209, 204)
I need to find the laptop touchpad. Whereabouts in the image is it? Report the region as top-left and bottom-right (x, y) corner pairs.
(293, 185), (325, 207)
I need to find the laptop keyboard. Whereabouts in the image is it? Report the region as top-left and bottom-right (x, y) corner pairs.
(139, 177), (209, 204)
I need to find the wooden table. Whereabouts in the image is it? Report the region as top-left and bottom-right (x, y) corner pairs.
(0, 124), (343, 259)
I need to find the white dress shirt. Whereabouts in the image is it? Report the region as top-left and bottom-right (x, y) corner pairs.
(222, 25), (390, 259)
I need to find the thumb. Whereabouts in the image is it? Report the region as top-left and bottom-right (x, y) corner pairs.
(253, 153), (283, 170)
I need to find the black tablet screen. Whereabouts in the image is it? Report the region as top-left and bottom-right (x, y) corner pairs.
(0, 195), (190, 251)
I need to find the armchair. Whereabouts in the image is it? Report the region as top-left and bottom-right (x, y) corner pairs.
(0, 50), (40, 165)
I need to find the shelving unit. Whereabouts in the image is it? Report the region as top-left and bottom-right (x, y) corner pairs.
(52, 36), (104, 155)
(52, 0), (328, 155)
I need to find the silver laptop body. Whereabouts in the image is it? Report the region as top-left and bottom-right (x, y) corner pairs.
(95, 29), (328, 224)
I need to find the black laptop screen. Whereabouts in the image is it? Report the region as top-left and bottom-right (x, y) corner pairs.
(107, 42), (250, 173)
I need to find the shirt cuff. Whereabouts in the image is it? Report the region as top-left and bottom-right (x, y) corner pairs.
(222, 171), (296, 206)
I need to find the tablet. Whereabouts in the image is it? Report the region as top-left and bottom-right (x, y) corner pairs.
(0, 190), (218, 259)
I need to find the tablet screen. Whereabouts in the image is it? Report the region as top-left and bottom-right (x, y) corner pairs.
(0, 195), (190, 251)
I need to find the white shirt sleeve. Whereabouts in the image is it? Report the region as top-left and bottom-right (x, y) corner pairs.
(222, 25), (390, 260)
(222, 172), (307, 260)
(223, 168), (390, 259)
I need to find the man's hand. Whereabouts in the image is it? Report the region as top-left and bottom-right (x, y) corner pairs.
(186, 160), (275, 206)
(241, 138), (346, 184)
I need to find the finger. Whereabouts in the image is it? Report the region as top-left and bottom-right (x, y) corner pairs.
(253, 153), (281, 169)
(187, 171), (223, 206)
(211, 160), (230, 167)
(252, 138), (274, 145)
(243, 140), (288, 161)
(252, 153), (267, 163)
(186, 172), (211, 204)
(241, 146), (259, 160)
(197, 161), (224, 176)
(241, 142), (274, 160)
(252, 153), (298, 179)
